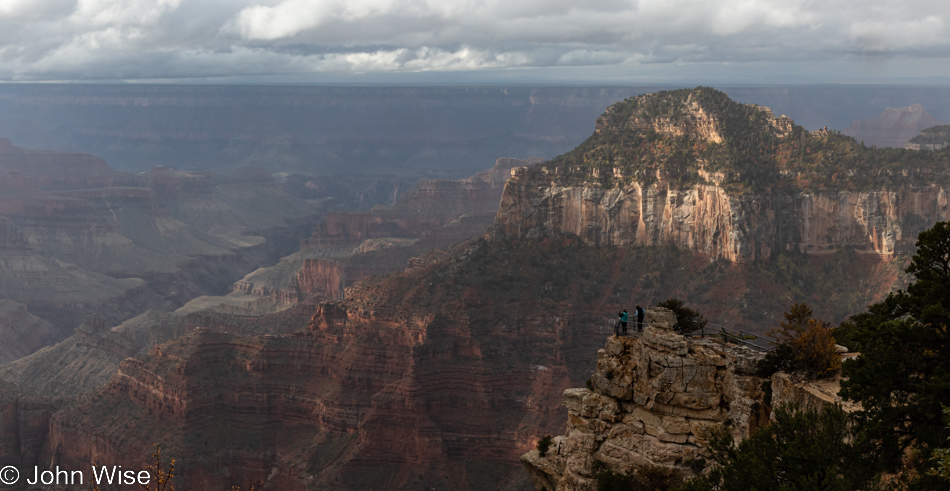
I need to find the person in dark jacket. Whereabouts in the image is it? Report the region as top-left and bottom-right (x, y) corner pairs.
(635, 305), (645, 332)
(619, 309), (629, 335)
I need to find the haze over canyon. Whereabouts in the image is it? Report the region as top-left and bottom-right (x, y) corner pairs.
(1, 85), (949, 490)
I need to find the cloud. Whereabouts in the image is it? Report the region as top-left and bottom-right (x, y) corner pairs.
(0, 0), (947, 82)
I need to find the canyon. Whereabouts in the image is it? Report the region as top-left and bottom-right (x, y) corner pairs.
(0, 138), (324, 361)
(2, 88), (950, 490)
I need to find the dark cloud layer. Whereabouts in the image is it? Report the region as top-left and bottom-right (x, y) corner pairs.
(0, 0), (948, 83)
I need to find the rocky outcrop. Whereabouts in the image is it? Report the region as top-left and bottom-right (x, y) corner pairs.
(233, 258), (345, 306)
(521, 308), (768, 490)
(495, 163), (950, 262)
(844, 104), (942, 148)
(493, 89), (950, 262)
(908, 124), (950, 151)
(769, 364), (860, 416)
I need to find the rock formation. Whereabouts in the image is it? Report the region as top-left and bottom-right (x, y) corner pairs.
(908, 124), (950, 150)
(494, 170), (950, 261)
(520, 309), (859, 491)
(521, 308), (768, 490)
(844, 104), (943, 148)
(493, 89), (950, 262)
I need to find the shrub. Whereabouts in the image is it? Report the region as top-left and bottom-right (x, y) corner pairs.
(592, 460), (681, 491)
(656, 298), (707, 334)
(678, 404), (874, 491)
(791, 318), (841, 378)
(757, 303), (841, 380)
(537, 435), (553, 457)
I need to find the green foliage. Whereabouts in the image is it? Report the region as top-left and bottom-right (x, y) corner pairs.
(592, 460), (681, 491)
(757, 304), (840, 379)
(791, 318), (841, 378)
(657, 298), (708, 334)
(771, 303), (813, 343)
(536, 435), (553, 457)
(909, 124), (950, 147)
(840, 221), (950, 487)
(931, 408), (950, 483)
(678, 404), (875, 491)
(755, 343), (795, 379)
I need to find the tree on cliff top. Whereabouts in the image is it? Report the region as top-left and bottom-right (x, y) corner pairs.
(657, 298), (707, 334)
(757, 303), (841, 380)
(840, 221), (950, 488)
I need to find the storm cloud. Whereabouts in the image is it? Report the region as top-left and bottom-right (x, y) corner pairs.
(0, 0), (948, 82)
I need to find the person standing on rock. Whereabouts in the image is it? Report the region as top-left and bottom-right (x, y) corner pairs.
(618, 309), (629, 336)
(636, 305), (645, 332)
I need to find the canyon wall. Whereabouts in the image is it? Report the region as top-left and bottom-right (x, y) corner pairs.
(40, 285), (589, 490)
(0, 140), (321, 359)
(232, 158), (527, 311)
(495, 166), (950, 262)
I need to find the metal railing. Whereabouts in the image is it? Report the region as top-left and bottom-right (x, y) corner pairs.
(603, 318), (778, 352)
(689, 322), (778, 352)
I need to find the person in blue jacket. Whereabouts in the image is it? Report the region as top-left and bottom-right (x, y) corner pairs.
(618, 309), (629, 335)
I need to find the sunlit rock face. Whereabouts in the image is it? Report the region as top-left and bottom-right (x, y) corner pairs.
(495, 174), (950, 262)
(494, 90), (950, 262)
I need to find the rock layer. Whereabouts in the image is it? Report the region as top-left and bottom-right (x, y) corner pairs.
(521, 308), (768, 490)
(495, 169), (950, 262)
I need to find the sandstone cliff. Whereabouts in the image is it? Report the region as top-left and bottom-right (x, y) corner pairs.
(520, 310), (859, 491)
(493, 89), (950, 262)
(521, 308), (768, 490)
(494, 169), (950, 262)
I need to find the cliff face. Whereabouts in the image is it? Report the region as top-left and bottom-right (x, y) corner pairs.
(521, 309), (768, 490)
(493, 89), (950, 262)
(42, 283), (579, 490)
(495, 170), (950, 261)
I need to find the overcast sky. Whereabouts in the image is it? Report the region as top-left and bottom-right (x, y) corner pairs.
(0, 0), (948, 84)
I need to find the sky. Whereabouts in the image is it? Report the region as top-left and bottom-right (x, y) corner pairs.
(0, 0), (949, 84)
